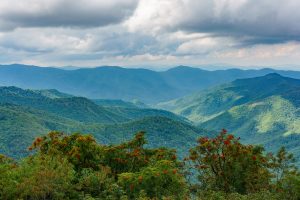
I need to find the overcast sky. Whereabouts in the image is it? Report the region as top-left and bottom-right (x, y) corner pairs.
(0, 0), (300, 69)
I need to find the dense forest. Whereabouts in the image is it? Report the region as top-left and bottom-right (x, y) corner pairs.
(1, 129), (299, 200)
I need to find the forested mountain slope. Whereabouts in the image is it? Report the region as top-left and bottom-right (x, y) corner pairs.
(158, 74), (300, 162)
(0, 87), (202, 159)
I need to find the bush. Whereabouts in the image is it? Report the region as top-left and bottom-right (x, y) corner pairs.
(188, 129), (272, 194)
(118, 160), (188, 199)
(197, 190), (280, 200)
(0, 154), (75, 200)
(1, 131), (188, 199)
(1, 130), (299, 199)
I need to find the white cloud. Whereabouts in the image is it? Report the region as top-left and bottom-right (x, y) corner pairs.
(0, 28), (96, 53)
(176, 37), (235, 55)
(125, 0), (183, 35)
(216, 42), (300, 59)
(208, 41), (300, 67)
(0, 0), (300, 68)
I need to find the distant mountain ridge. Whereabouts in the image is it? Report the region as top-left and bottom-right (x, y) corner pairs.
(93, 99), (148, 109)
(2, 64), (300, 103)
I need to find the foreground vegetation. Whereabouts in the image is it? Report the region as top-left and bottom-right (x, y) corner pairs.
(0, 130), (299, 199)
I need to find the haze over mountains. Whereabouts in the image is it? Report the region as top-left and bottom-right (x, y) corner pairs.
(1, 64), (300, 165)
(3, 64), (300, 103)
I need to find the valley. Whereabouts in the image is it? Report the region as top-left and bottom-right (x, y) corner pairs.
(1, 67), (300, 165)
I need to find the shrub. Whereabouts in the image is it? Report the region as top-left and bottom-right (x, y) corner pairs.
(118, 160), (188, 199)
(0, 154), (76, 200)
(188, 129), (272, 194)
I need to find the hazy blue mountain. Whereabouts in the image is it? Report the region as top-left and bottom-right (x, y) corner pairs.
(93, 99), (148, 108)
(33, 89), (74, 99)
(0, 64), (178, 103)
(158, 74), (300, 162)
(160, 66), (300, 95)
(2, 64), (300, 103)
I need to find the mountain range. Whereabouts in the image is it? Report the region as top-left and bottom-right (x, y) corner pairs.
(3, 64), (300, 103)
(1, 65), (300, 165)
(0, 86), (204, 159)
(158, 73), (300, 162)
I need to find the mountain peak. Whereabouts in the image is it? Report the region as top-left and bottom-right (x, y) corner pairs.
(258, 73), (300, 83)
(234, 73), (287, 84)
(165, 66), (206, 73)
(264, 73), (283, 78)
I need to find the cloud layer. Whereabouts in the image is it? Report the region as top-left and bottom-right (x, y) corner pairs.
(0, 0), (300, 68)
(127, 0), (300, 42)
(0, 0), (138, 30)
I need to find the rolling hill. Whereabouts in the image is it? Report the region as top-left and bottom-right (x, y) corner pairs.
(3, 64), (300, 103)
(0, 87), (202, 159)
(0, 86), (185, 123)
(158, 74), (300, 162)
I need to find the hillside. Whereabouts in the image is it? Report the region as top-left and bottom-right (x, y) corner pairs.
(0, 86), (184, 123)
(92, 116), (205, 157)
(0, 104), (81, 158)
(201, 96), (300, 160)
(3, 64), (300, 103)
(0, 86), (128, 123)
(0, 87), (201, 158)
(158, 73), (300, 122)
(158, 74), (300, 161)
(0, 104), (203, 159)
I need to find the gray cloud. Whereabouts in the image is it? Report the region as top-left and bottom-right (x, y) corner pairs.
(0, 0), (300, 68)
(177, 0), (300, 43)
(0, 0), (138, 30)
(127, 0), (300, 45)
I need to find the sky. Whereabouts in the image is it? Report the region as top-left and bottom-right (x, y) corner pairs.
(0, 0), (300, 69)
